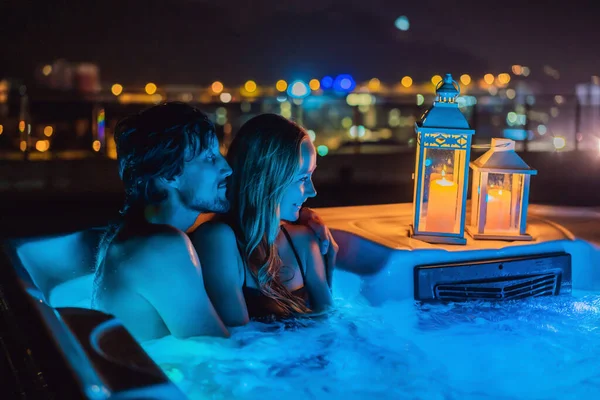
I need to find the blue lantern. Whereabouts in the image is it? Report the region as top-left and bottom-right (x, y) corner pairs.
(410, 74), (475, 245)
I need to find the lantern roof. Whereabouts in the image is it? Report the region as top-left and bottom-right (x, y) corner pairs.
(470, 138), (537, 174)
(416, 73), (474, 133)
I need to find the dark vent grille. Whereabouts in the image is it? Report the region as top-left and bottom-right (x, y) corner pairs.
(435, 273), (559, 301)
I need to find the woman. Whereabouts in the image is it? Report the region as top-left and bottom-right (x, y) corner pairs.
(191, 114), (333, 325)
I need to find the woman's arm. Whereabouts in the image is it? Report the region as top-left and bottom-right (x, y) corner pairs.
(189, 222), (250, 327)
(329, 230), (392, 277)
(287, 225), (333, 313)
(293, 207), (338, 287)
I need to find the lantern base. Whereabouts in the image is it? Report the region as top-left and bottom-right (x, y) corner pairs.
(465, 226), (533, 241)
(409, 225), (467, 245)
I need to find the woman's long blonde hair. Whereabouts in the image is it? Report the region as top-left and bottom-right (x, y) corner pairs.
(227, 114), (310, 315)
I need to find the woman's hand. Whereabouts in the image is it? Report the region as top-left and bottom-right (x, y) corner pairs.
(297, 207), (338, 287)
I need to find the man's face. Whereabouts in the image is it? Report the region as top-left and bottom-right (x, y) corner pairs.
(175, 139), (232, 214)
(280, 139), (317, 222)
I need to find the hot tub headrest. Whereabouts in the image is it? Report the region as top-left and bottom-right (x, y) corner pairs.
(8, 227), (105, 301)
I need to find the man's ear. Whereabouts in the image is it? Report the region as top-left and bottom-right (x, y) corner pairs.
(156, 175), (180, 190)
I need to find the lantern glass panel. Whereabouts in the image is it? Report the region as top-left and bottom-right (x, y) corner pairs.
(484, 172), (524, 232)
(418, 146), (467, 233)
(470, 170), (482, 227)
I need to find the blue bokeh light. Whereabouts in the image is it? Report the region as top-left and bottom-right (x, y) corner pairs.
(320, 76), (334, 90)
(395, 16), (410, 31)
(333, 74), (356, 92)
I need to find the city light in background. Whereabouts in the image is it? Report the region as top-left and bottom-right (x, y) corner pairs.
(211, 81), (224, 94)
(111, 84), (123, 96)
(276, 80), (287, 92)
(144, 83), (157, 95)
(1, 2), (600, 162)
(394, 16), (410, 31)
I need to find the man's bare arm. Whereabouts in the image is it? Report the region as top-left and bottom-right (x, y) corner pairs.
(127, 228), (229, 339)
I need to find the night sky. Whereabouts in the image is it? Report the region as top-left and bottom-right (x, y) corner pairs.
(2, 0), (599, 90)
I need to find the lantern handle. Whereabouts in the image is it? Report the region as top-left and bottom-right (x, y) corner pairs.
(435, 74), (461, 97)
(471, 142), (513, 150)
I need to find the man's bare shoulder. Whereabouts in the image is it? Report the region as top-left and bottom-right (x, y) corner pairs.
(107, 224), (198, 279)
(136, 224), (193, 253)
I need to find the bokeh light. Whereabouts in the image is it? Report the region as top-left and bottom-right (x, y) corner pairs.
(512, 65), (523, 75)
(317, 145), (329, 156)
(145, 83), (157, 95)
(244, 80), (257, 93)
(368, 78), (381, 91)
(111, 84), (123, 96)
(320, 76), (334, 90)
(36, 140), (50, 152)
(431, 75), (442, 86)
(211, 81), (224, 94)
(220, 92), (232, 103)
(537, 124), (547, 135)
(276, 80), (288, 92)
(332, 74), (356, 92)
(288, 80), (310, 98)
(394, 16), (410, 31)
(460, 74), (471, 86)
(553, 136), (566, 150)
(497, 73), (511, 85)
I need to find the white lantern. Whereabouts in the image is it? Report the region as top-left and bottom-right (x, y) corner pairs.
(466, 138), (537, 241)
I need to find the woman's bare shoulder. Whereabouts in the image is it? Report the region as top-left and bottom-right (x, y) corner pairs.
(192, 220), (237, 241)
(282, 224), (317, 245)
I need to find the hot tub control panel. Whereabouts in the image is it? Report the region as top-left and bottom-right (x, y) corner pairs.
(414, 252), (572, 302)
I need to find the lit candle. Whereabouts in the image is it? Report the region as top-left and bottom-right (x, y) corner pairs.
(485, 188), (512, 231)
(426, 169), (458, 232)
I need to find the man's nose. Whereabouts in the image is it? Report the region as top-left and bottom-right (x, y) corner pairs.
(220, 157), (232, 177)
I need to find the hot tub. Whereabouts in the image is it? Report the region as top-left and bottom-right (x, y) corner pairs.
(1, 203), (599, 399)
(0, 227), (186, 399)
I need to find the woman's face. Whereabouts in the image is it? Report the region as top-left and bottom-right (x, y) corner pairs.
(279, 139), (317, 222)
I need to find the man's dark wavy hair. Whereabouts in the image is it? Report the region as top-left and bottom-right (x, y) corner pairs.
(115, 101), (216, 215)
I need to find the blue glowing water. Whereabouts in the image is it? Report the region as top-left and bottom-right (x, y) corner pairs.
(143, 276), (600, 400)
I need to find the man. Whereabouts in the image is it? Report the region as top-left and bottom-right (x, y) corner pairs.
(92, 102), (337, 341)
